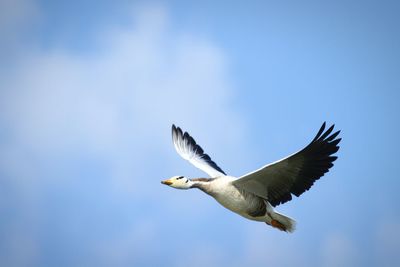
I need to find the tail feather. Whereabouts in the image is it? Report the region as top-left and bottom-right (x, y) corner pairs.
(269, 211), (296, 233)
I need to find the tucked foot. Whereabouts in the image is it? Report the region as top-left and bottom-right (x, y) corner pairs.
(269, 219), (287, 232)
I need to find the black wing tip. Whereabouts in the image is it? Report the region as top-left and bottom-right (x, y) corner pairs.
(312, 122), (341, 144)
(269, 122), (341, 207)
(171, 123), (183, 134)
(172, 124), (178, 134)
(321, 121), (327, 130)
(312, 122), (326, 142)
(172, 124), (180, 137)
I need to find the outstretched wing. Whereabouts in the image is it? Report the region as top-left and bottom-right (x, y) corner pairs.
(172, 125), (226, 178)
(232, 122), (341, 207)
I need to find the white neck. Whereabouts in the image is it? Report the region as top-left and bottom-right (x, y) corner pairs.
(188, 179), (212, 193)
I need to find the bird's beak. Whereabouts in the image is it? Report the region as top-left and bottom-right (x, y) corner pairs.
(161, 179), (172, 186)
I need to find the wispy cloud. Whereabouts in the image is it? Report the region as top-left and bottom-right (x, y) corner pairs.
(3, 1), (398, 267)
(0, 3), (245, 186)
(0, 3), (247, 266)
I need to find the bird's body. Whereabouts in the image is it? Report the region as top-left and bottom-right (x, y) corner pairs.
(193, 177), (268, 221)
(162, 123), (341, 232)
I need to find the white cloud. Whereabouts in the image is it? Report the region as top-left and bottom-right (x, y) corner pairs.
(0, 2), (248, 266)
(0, 3), (247, 186)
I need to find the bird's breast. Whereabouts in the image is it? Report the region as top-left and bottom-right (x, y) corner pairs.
(206, 178), (265, 219)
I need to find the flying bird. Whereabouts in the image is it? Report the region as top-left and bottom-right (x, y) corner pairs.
(161, 123), (341, 232)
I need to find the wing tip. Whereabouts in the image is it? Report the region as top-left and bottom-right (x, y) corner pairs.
(312, 121), (342, 144)
(171, 124), (178, 139)
(170, 124), (227, 177)
(172, 124), (179, 134)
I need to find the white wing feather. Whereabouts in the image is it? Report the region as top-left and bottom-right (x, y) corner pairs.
(172, 125), (226, 178)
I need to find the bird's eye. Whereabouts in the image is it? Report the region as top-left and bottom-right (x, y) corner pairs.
(177, 176), (184, 180)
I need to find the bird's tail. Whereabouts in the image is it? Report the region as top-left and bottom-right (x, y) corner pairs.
(269, 211), (296, 233)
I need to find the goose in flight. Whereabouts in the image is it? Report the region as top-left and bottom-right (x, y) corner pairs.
(161, 123), (341, 232)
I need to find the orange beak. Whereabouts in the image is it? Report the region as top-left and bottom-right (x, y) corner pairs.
(161, 179), (172, 185)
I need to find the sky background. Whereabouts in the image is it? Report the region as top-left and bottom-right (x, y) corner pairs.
(1, 0), (400, 266)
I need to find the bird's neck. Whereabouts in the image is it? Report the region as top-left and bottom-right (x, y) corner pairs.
(189, 178), (214, 193)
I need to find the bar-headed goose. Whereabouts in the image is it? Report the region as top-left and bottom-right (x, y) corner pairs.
(161, 123), (341, 232)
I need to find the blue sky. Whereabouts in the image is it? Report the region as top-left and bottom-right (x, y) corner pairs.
(1, 0), (399, 266)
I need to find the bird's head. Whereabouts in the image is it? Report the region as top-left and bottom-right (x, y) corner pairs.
(161, 176), (192, 189)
